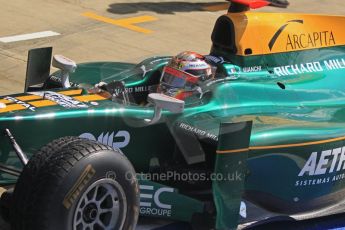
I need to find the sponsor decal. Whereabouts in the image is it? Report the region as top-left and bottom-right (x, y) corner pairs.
(230, 68), (237, 74)
(80, 131), (130, 149)
(240, 201), (247, 218)
(179, 122), (218, 141)
(49, 75), (61, 83)
(139, 185), (174, 217)
(269, 20), (304, 51)
(0, 90), (87, 113)
(295, 146), (345, 187)
(268, 20), (336, 51)
(205, 55), (224, 64)
(113, 85), (157, 95)
(4, 96), (36, 111)
(187, 63), (208, 69)
(286, 31), (336, 51)
(274, 62), (323, 76)
(243, 66), (262, 73)
(63, 164), (96, 209)
(274, 58), (345, 77)
(30, 91), (88, 109)
(140, 65), (153, 77)
(48, 75), (78, 87)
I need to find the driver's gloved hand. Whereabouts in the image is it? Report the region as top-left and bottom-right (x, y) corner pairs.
(95, 82), (108, 91)
(88, 82), (108, 95)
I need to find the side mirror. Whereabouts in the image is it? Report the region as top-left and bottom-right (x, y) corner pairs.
(52, 55), (77, 88)
(145, 93), (184, 124)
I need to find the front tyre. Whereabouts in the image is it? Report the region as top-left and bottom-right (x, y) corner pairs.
(11, 137), (139, 230)
(73, 178), (127, 230)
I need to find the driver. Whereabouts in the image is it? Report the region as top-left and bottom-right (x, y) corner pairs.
(158, 51), (216, 100)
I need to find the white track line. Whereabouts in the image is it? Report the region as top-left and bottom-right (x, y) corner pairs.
(0, 31), (60, 43)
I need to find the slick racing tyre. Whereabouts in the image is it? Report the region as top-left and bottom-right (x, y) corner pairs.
(11, 137), (139, 230)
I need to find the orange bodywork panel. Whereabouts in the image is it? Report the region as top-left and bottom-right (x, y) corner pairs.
(226, 12), (345, 55)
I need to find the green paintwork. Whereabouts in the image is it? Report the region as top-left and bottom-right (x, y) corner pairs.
(0, 45), (345, 224)
(0, 20), (345, 230)
(139, 178), (204, 222)
(214, 122), (252, 230)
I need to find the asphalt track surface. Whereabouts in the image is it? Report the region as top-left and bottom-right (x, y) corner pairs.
(1, 0), (345, 229)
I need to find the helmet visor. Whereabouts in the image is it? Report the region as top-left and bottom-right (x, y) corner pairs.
(161, 66), (198, 88)
(185, 67), (215, 81)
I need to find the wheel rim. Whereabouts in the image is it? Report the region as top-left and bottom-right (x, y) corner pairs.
(73, 178), (127, 230)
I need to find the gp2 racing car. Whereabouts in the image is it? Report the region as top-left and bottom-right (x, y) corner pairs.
(0, 0), (345, 229)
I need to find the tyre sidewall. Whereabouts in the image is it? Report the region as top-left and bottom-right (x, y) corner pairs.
(46, 149), (139, 230)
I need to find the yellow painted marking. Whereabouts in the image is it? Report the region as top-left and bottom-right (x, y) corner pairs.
(73, 94), (107, 102)
(82, 12), (158, 34)
(0, 99), (12, 104)
(16, 95), (42, 101)
(217, 135), (345, 154)
(0, 104), (26, 113)
(59, 89), (83, 96)
(29, 100), (57, 107)
(203, 3), (229, 12)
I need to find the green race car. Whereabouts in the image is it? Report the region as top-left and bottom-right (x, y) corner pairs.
(0, 0), (345, 229)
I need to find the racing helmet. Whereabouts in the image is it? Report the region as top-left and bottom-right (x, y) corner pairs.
(159, 51), (215, 100)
